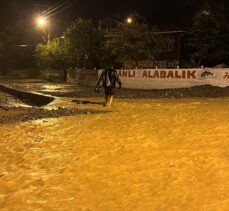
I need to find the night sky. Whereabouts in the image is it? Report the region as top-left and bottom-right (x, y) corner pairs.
(0, 0), (228, 42)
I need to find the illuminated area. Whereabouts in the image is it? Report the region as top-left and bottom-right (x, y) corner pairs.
(36, 16), (47, 27)
(0, 98), (229, 210)
(127, 17), (132, 24)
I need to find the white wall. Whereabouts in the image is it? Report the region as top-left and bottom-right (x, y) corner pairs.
(99, 68), (229, 89)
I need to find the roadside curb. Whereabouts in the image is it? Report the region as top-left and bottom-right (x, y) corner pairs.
(0, 84), (54, 107)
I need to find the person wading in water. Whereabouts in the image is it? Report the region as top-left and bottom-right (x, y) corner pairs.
(95, 66), (122, 107)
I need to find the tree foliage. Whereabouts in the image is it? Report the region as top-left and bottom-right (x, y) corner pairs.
(35, 18), (101, 69)
(35, 38), (68, 69)
(63, 18), (100, 68)
(107, 22), (159, 67)
(189, 5), (229, 66)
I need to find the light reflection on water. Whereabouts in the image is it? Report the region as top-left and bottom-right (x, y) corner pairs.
(0, 98), (229, 210)
(41, 84), (83, 93)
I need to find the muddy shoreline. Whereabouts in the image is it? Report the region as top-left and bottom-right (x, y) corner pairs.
(1, 79), (229, 99)
(0, 80), (228, 124)
(40, 84), (229, 99)
(0, 106), (104, 124)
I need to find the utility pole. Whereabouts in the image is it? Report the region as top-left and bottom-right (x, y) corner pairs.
(98, 20), (102, 47)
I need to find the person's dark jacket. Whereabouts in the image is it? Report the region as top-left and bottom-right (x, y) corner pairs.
(96, 68), (122, 88)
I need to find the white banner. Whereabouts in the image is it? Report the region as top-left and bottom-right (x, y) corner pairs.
(99, 68), (229, 89)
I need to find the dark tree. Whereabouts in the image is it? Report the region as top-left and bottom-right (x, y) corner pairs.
(188, 5), (229, 66)
(63, 18), (101, 68)
(107, 19), (159, 68)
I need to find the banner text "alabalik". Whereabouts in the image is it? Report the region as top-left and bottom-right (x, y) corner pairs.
(118, 70), (197, 79)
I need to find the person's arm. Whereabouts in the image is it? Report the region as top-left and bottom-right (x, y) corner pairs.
(114, 70), (122, 89)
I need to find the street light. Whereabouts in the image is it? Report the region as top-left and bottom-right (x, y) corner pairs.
(126, 17), (133, 24)
(36, 16), (47, 27)
(35, 16), (50, 43)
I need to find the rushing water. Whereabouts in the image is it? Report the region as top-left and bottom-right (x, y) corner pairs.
(0, 97), (229, 210)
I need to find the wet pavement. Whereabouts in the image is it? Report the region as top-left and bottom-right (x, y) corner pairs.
(0, 79), (93, 98)
(1, 79), (229, 101)
(0, 80), (105, 124)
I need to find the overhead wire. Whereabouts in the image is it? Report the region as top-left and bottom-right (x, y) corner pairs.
(46, 0), (79, 18)
(41, 0), (65, 14)
(41, 0), (71, 16)
(40, 0), (79, 18)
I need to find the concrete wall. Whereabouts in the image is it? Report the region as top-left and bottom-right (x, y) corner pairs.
(41, 68), (98, 86)
(40, 69), (67, 82)
(67, 68), (98, 86)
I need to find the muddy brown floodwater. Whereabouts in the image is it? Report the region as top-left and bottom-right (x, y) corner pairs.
(0, 97), (229, 210)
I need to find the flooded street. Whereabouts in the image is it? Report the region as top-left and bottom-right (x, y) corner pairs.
(0, 97), (229, 210)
